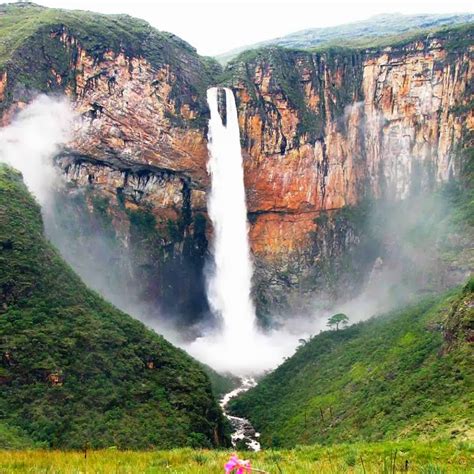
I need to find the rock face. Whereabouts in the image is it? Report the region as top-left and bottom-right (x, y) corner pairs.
(226, 30), (473, 314)
(234, 42), (470, 240)
(0, 5), (217, 328)
(49, 156), (210, 331)
(67, 47), (210, 187)
(0, 3), (472, 323)
(57, 34), (215, 328)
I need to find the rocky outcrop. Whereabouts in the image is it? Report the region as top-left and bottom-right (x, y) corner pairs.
(67, 48), (210, 187)
(48, 155), (210, 332)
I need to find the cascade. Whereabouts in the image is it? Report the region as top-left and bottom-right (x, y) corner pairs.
(205, 87), (256, 341)
(187, 88), (298, 375)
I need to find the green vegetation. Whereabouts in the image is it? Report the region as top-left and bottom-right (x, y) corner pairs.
(0, 440), (472, 473)
(307, 21), (474, 55)
(0, 422), (42, 450)
(327, 313), (349, 331)
(217, 13), (474, 63)
(0, 164), (226, 449)
(230, 282), (474, 447)
(0, 2), (199, 67)
(201, 366), (239, 399)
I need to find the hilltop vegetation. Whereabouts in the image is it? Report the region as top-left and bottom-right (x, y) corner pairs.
(230, 282), (474, 447)
(0, 2), (220, 111)
(217, 12), (474, 63)
(0, 164), (227, 449)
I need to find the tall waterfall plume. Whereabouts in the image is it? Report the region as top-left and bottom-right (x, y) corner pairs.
(205, 87), (256, 340)
(186, 88), (300, 375)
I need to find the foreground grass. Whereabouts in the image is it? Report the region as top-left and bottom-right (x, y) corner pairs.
(1, 441), (473, 473)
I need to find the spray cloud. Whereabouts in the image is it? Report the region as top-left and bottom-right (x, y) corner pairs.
(0, 95), (74, 206)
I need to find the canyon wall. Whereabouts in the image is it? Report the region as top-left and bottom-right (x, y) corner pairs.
(226, 28), (473, 315)
(0, 6), (216, 329)
(1, 4), (472, 324)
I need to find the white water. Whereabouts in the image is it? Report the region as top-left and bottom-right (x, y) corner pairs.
(220, 378), (261, 451)
(205, 87), (256, 340)
(186, 88), (301, 375)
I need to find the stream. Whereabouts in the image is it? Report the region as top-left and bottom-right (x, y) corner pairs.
(220, 377), (261, 451)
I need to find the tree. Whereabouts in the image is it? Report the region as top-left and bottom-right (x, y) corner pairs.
(327, 313), (349, 331)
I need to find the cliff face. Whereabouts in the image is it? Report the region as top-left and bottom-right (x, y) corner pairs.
(1, 3), (472, 323)
(226, 29), (473, 313)
(66, 46), (210, 187)
(54, 38), (214, 327)
(0, 4), (216, 327)
(232, 38), (471, 253)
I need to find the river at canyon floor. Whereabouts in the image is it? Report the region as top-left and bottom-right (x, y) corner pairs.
(220, 378), (261, 451)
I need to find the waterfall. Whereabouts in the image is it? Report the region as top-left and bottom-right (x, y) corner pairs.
(186, 88), (299, 375)
(206, 87), (256, 340)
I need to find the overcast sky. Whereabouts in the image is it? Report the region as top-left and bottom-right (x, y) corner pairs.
(16, 0), (474, 56)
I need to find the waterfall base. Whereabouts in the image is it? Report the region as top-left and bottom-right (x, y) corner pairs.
(186, 329), (301, 375)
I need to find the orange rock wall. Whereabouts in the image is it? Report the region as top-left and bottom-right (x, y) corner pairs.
(232, 40), (473, 267)
(1, 25), (472, 314)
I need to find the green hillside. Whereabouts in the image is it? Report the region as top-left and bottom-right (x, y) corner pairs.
(0, 164), (227, 449)
(230, 282), (474, 447)
(217, 12), (474, 63)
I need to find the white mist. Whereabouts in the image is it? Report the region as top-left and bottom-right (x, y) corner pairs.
(0, 96), (74, 206)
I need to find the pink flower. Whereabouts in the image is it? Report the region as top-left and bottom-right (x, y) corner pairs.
(225, 454), (252, 474)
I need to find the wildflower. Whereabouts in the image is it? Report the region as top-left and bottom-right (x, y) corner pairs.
(224, 454), (251, 473)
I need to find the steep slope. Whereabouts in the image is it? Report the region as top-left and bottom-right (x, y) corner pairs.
(0, 164), (227, 449)
(217, 13), (474, 63)
(230, 282), (474, 447)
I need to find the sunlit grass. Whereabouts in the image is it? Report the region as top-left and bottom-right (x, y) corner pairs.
(1, 441), (473, 473)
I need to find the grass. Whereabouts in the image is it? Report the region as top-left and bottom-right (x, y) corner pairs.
(224, 22), (474, 69)
(306, 22), (474, 54)
(0, 441), (472, 473)
(217, 16), (474, 63)
(0, 3), (193, 68)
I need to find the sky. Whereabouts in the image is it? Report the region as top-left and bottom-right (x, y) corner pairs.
(14, 0), (474, 56)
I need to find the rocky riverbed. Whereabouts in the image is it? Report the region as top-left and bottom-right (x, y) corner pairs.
(220, 378), (261, 451)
